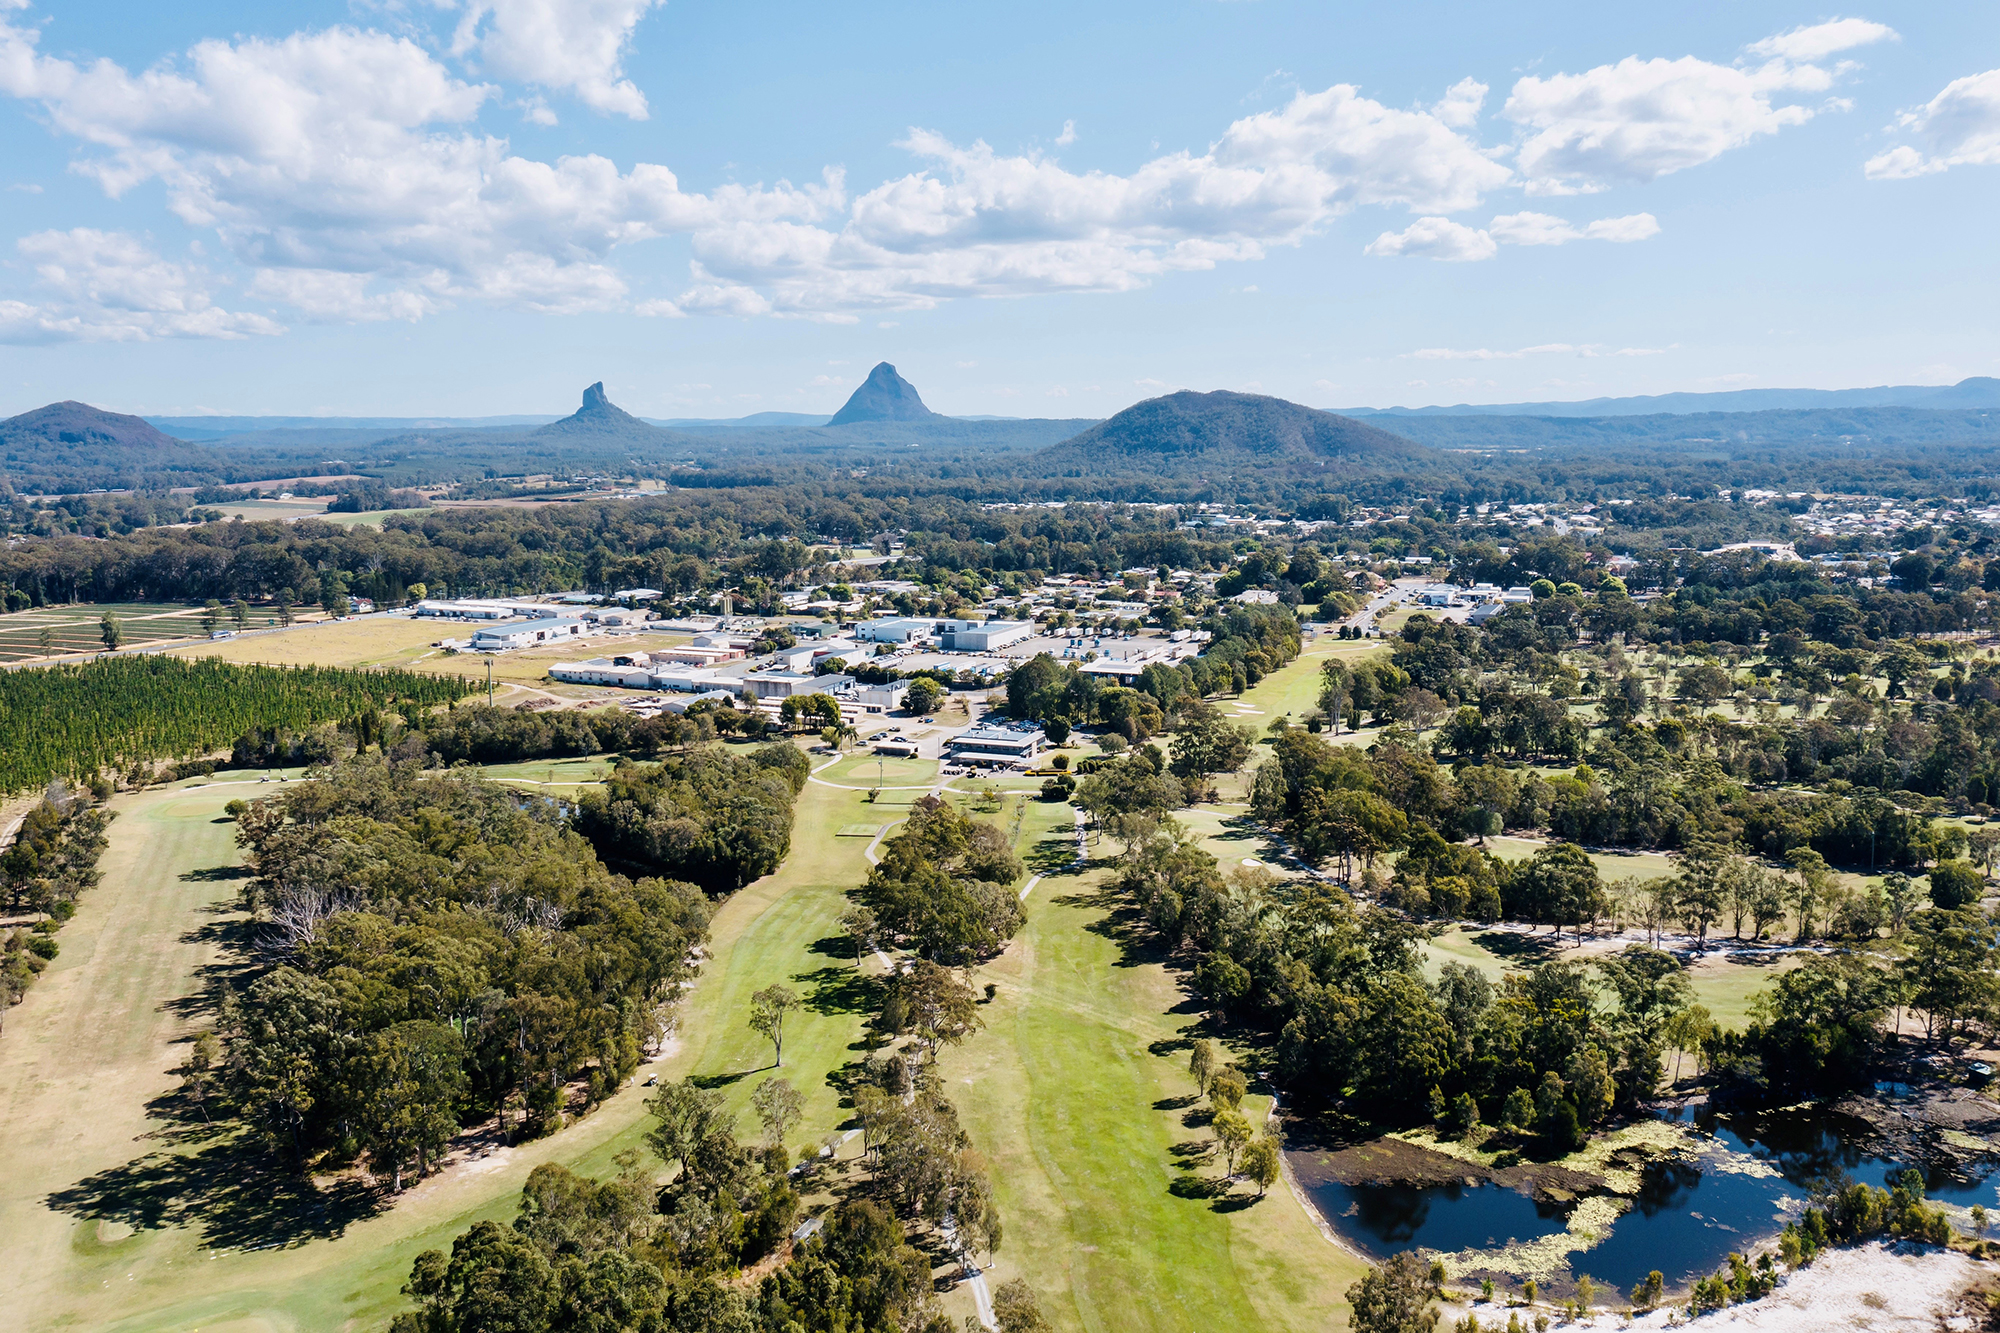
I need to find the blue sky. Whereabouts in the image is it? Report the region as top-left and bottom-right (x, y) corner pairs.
(1, 1), (1996, 419)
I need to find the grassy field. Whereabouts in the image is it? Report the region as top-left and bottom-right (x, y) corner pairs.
(170, 615), (694, 693)
(1223, 634), (1384, 725)
(0, 764), (906, 1332)
(941, 800), (1369, 1333)
(0, 601), (295, 662)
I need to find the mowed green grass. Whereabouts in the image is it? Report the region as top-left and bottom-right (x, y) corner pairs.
(0, 769), (893, 1332)
(4, 746), (1375, 1332)
(940, 808), (1368, 1333)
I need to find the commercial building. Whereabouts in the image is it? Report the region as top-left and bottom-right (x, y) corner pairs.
(416, 598), (553, 620)
(650, 645), (744, 666)
(743, 672), (853, 700)
(933, 619), (1034, 652)
(945, 722), (1046, 766)
(471, 617), (586, 651)
(853, 617), (935, 644)
(851, 680), (911, 713)
(547, 660), (653, 687)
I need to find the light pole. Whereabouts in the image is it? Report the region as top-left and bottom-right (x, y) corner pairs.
(484, 655), (494, 706)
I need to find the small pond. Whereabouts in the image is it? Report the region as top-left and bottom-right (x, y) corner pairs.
(1297, 1101), (1998, 1293)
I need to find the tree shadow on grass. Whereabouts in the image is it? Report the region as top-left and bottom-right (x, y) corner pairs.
(691, 1069), (753, 1090)
(1061, 884), (1176, 971)
(45, 1133), (384, 1250)
(1169, 1173), (1230, 1201)
(806, 932), (856, 961)
(1470, 930), (1565, 964)
(160, 911), (262, 1022)
(1153, 1093), (1197, 1112)
(1209, 1194), (1257, 1213)
(179, 864), (252, 882)
(796, 964), (878, 1018)
(1023, 828), (1080, 877)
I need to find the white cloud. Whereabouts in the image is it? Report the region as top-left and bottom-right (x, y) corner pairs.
(1431, 78), (1487, 129)
(450, 0), (661, 119)
(1865, 68), (2000, 178)
(1372, 211), (1659, 260)
(1488, 211), (1660, 245)
(1504, 20), (1895, 194)
(0, 228), (283, 343)
(1, 5), (1684, 323)
(0, 10), (838, 321)
(1746, 18), (1897, 64)
(1055, 119), (1077, 146)
(1407, 342), (1665, 359)
(1365, 217), (1495, 261)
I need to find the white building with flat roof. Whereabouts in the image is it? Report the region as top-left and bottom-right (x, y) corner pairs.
(744, 672), (853, 700)
(935, 619), (1034, 652)
(472, 617), (586, 651)
(946, 722), (1046, 766)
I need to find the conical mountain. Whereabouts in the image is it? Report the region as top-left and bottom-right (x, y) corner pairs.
(828, 362), (937, 425)
(534, 382), (658, 438)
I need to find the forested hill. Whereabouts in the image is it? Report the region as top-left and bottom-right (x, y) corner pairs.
(1035, 390), (1425, 472)
(0, 401), (223, 494)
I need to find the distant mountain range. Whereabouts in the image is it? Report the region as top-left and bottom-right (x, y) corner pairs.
(1344, 376), (2000, 418)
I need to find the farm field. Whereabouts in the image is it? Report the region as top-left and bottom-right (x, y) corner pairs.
(0, 601), (297, 662)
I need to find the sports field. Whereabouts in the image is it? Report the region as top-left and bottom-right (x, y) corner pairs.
(0, 602), (296, 662)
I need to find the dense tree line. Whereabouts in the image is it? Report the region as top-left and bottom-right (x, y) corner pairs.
(856, 797), (1025, 964)
(573, 744), (809, 892)
(212, 757), (722, 1184)
(0, 783), (111, 1026)
(0, 656), (469, 794)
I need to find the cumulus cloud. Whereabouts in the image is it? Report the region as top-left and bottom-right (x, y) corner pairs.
(1865, 68), (2000, 178)
(450, 0), (661, 119)
(1504, 18), (1896, 194)
(0, 10), (838, 319)
(0, 3), (1710, 324)
(1488, 210), (1660, 245)
(1430, 78), (1488, 130)
(1365, 217), (1496, 261)
(0, 228), (283, 343)
(1371, 211), (1659, 260)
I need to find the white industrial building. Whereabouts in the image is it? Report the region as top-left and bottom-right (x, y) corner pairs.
(417, 598), (555, 620)
(851, 680), (911, 713)
(852, 617), (935, 644)
(743, 672), (853, 700)
(471, 617), (586, 651)
(935, 619), (1034, 652)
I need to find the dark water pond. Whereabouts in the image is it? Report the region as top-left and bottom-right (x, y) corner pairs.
(1300, 1103), (1996, 1292)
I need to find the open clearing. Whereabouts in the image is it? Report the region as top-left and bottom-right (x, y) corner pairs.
(169, 614), (695, 692)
